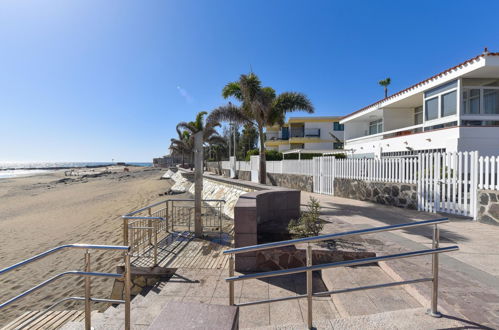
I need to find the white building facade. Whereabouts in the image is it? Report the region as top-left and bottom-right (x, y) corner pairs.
(341, 50), (499, 158)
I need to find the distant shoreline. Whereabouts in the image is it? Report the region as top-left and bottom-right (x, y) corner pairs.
(0, 163), (152, 171)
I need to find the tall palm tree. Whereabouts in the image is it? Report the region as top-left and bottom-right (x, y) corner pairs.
(208, 73), (314, 183)
(379, 77), (391, 98)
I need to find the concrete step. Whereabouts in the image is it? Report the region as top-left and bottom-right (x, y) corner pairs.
(244, 307), (468, 329)
(321, 264), (421, 318)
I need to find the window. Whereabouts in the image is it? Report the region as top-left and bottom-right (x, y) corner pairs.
(463, 120), (499, 126)
(484, 89), (499, 114)
(441, 91), (457, 117)
(333, 142), (344, 149)
(424, 80), (458, 98)
(425, 97), (439, 120)
(462, 89), (480, 114)
(414, 106), (423, 125)
(333, 122), (344, 131)
(423, 121), (457, 132)
(369, 119), (383, 135)
(424, 79), (458, 121)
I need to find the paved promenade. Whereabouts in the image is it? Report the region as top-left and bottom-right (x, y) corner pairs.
(302, 191), (499, 329)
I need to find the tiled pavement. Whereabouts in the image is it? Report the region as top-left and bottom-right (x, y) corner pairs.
(151, 268), (339, 329)
(303, 191), (499, 329)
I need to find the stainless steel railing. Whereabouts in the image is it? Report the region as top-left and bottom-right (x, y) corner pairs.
(223, 218), (458, 329)
(122, 198), (226, 265)
(0, 244), (132, 330)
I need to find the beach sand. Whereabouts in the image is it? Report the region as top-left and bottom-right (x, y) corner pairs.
(0, 166), (176, 325)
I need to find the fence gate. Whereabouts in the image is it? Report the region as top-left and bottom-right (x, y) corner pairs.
(313, 157), (335, 195)
(250, 155), (260, 183)
(418, 151), (478, 218)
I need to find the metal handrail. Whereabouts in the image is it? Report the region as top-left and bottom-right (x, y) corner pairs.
(226, 246), (457, 282)
(122, 198), (226, 217)
(0, 244), (129, 275)
(0, 270), (123, 309)
(225, 218), (457, 329)
(223, 218), (449, 255)
(0, 244), (132, 330)
(122, 198), (227, 264)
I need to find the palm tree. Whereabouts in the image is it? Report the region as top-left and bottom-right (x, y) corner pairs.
(379, 77), (391, 98)
(172, 111), (226, 168)
(208, 73), (314, 183)
(169, 126), (193, 167)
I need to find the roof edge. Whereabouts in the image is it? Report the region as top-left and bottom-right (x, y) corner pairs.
(341, 52), (499, 122)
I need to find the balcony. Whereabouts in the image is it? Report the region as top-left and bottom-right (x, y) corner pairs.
(289, 128), (321, 138)
(265, 132), (288, 141)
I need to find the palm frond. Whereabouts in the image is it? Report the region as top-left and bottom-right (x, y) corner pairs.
(222, 82), (243, 100)
(239, 73), (262, 105)
(207, 103), (253, 126)
(176, 122), (197, 134)
(194, 111), (208, 131)
(205, 135), (227, 146)
(273, 92), (314, 114)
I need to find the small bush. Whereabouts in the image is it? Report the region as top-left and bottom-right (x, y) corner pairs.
(288, 197), (324, 237)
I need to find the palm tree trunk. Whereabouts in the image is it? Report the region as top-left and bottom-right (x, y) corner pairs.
(258, 125), (266, 184)
(384, 87), (388, 98)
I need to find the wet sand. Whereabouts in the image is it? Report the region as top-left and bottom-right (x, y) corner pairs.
(0, 166), (174, 325)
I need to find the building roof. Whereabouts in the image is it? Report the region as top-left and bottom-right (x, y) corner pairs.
(341, 50), (499, 121)
(288, 116), (342, 123)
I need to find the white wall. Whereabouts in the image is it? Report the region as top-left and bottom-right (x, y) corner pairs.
(458, 127), (499, 156)
(304, 142), (333, 150)
(345, 127), (461, 157)
(344, 120), (369, 140)
(278, 144), (291, 152)
(383, 108), (415, 131)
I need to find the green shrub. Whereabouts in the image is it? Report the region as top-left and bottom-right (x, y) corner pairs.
(245, 149), (284, 161)
(245, 149), (260, 161)
(288, 197), (323, 237)
(283, 152), (346, 160)
(332, 153), (346, 159)
(265, 150), (283, 160)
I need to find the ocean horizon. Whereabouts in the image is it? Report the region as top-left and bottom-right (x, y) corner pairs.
(0, 161), (152, 179)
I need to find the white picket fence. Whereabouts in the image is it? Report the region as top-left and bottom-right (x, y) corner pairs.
(312, 152), (480, 219)
(209, 151), (499, 219)
(479, 156), (499, 190)
(267, 160), (314, 176)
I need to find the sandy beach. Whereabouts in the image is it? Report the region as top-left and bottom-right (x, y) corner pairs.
(0, 166), (175, 325)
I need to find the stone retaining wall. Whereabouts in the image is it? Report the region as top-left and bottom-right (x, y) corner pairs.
(477, 190), (499, 225)
(266, 173), (313, 192)
(334, 178), (418, 209)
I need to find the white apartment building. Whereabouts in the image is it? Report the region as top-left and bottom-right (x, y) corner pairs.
(265, 116), (344, 154)
(341, 50), (499, 158)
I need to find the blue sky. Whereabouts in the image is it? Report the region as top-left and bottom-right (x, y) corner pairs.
(1, 1), (499, 162)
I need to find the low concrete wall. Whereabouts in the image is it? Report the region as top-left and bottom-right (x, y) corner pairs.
(207, 167), (313, 192)
(334, 178), (418, 209)
(477, 190), (499, 225)
(234, 189), (301, 272)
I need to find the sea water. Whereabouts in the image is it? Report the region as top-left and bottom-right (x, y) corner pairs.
(0, 162), (152, 179)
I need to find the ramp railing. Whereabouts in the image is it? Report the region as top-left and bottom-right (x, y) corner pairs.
(122, 198), (226, 264)
(0, 244), (132, 330)
(223, 218), (458, 329)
